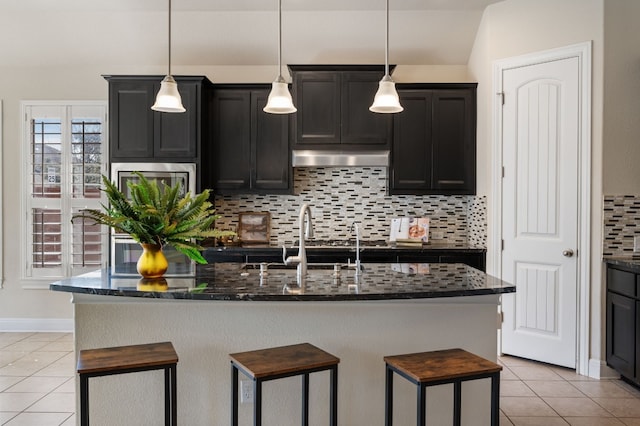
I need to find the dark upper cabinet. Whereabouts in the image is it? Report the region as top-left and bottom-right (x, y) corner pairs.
(105, 75), (211, 164)
(212, 89), (251, 190)
(211, 86), (290, 194)
(293, 71), (340, 144)
(252, 91), (290, 191)
(390, 84), (477, 195)
(290, 65), (392, 149)
(391, 91), (433, 190)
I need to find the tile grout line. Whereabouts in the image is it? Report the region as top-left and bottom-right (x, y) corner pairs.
(499, 355), (640, 424)
(0, 332), (75, 426)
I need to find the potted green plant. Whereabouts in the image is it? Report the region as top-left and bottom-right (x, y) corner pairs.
(73, 173), (233, 278)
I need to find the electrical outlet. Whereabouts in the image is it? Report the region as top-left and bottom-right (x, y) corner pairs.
(432, 231), (444, 240)
(634, 235), (640, 252)
(240, 380), (253, 404)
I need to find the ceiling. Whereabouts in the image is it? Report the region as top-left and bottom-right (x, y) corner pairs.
(0, 0), (504, 68)
(3, 0), (502, 12)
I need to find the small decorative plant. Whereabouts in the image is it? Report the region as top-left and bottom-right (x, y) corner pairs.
(73, 173), (233, 266)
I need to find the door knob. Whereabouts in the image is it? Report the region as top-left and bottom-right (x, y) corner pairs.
(562, 249), (574, 257)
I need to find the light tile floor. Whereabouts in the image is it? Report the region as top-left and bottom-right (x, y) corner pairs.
(499, 354), (640, 426)
(2, 332), (640, 425)
(0, 332), (74, 426)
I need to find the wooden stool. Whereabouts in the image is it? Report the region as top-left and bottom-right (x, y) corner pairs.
(77, 341), (178, 426)
(384, 348), (502, 426)
(229, 343), (340, 426)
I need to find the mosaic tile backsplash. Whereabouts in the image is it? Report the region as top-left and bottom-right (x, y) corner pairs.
(603, 195), (640, 257)
(214, 167), (486, 247)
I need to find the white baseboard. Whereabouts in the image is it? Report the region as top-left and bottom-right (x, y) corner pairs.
(589, 358), (620, 379)
(0, 318), (73, 332)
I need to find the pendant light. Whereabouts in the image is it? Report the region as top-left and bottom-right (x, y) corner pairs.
(151, 0), (185, 113)
(369, 0), (403, 114)
(263, 0), (297, 114)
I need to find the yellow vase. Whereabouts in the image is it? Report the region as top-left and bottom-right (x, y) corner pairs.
(136, 244), (168, 278)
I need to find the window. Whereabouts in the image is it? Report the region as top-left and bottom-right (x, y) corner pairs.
(23, 102), (107, 279)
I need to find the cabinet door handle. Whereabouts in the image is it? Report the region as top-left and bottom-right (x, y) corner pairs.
(562, 249), (574, 258)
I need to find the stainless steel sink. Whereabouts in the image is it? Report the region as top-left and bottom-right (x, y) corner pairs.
(241, 262), (353, 272)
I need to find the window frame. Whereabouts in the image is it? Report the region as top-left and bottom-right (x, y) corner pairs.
(0, 100), (3, 289)
(21, 100), (108, 287)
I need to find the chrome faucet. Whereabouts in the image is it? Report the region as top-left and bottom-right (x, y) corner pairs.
(283, 203), (314, 277)
(350, 221), (362, 275)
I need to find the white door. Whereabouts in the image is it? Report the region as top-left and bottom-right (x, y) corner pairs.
(500, 56), (580, 368)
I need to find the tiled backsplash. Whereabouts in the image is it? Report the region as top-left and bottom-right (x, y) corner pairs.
(603, 195), (640, 257)
(214, 167), (486, 247)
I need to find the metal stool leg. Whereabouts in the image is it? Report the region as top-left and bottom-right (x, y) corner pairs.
(490, 373), (500, 426)
(385, 365), (393, 426)
(302, 373), (309, 426)
(254, 379), (262, 426)
(80, 374), (89, 426)
(453, 380), (462, 426)
(417, 383), (426, 426)
(330, 365), (338, 426)
(170, 364), (177, 426)
(164, 366), (170, 426)
(231, 365), (239, 426)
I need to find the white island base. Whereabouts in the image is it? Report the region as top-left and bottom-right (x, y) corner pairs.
(72, 294), (500, 426)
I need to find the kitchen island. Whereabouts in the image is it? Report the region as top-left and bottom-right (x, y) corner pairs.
(51, 263), (513, 426)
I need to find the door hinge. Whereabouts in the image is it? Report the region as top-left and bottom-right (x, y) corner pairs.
(502, 166), (505, 178)
(501, 239), (505, 251)
(497, 92), (505, 105)
(501, 311), (504, 323)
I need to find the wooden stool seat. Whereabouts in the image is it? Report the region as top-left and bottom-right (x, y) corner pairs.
(230, 343), (340, 426)
(77, 342), (178, 426)
(384, 348), (502, 426)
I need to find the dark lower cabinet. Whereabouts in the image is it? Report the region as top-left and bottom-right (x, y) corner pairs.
(397, 252), (485, 271)
(390, 84), (476, 195)
(607, 292), (636, 378)
(606, 262), (640, 386)
(205, 247), (486, 272)
(210, 86), (291, 194)
(105, 75), (210, 164)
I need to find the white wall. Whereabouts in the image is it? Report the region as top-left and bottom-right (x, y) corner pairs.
(467, 0), (606, 369)
(602, 0), (640, 194)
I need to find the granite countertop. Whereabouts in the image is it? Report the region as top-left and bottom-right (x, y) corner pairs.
(49, 263), (514, 302)
(604, 257), (640, 269)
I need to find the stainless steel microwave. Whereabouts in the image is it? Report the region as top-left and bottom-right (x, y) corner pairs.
(110, 162), (196, 201)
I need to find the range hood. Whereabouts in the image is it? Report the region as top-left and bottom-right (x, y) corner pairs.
(292, 150), (390, 167)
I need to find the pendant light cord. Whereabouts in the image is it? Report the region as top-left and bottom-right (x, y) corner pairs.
(384, 0), (389, 77)
(168, 0), (172, 76)
(277, 0), (283, 80)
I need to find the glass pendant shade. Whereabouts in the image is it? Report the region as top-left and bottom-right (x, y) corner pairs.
(151, 0), (185, 113)
(369, 0), (402, 114)
(264, 78), (297, 114)
(264, 0), (296, 115)
(370, 75), (403, 113)
(151, 75), (185, 113)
